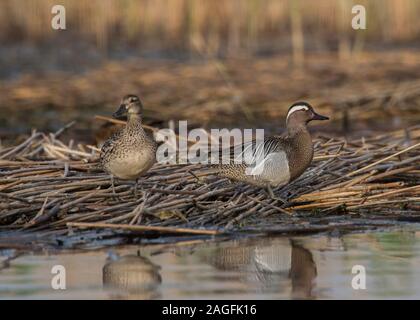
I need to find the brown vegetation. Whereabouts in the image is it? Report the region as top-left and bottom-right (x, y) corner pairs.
(0, 123), (418, 248)
(2, 51), (420, 142)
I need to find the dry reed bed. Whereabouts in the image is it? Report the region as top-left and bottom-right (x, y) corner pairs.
(0, 124), (419, 245)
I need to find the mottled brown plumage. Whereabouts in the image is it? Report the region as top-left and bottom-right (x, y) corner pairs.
(100, 95), (157, 181)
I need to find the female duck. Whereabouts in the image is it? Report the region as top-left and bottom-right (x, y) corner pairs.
(100, 95), (157, 191)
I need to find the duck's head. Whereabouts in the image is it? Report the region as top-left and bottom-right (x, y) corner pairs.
(286, 102), (329, 127)
(113, 94), (143, 119)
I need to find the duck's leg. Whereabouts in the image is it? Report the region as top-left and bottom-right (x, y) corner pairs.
(266, 184), (287, 204)
(133, 178), (141, 197)
(110, 174), (118, 199)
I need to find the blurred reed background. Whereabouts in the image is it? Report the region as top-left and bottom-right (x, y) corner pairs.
(1, 0), (420, 57)
(1, 0), (420, 141)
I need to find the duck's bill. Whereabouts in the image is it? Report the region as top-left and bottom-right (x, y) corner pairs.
(112, 104), (126, 118)
(312, 111), (329, 121)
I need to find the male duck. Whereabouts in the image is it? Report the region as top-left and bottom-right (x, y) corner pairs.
(216, 102), (329, 197)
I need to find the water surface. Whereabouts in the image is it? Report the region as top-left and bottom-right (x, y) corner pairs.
(1, 229), (420, 299)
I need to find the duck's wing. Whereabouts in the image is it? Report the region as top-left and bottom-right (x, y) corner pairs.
(100, 130), (123, 155)
(207, 135), (288, 167)
(231, 136), (287, 165)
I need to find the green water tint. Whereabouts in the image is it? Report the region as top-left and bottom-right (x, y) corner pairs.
(1, 229), (419, 299)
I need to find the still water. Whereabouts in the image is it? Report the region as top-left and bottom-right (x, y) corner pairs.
(1, 229), (420, 299)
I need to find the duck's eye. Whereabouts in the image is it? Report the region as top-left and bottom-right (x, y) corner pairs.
(129, 97), (138, 103)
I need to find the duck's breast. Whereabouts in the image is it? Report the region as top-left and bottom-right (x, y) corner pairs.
(106, 147), (156, 180)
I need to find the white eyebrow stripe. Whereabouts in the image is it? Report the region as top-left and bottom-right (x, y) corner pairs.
(286, 105), (309, 121)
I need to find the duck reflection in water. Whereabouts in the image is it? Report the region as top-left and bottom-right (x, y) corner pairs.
(207, 239), (317, 299)
(102, 251), (162, 300)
